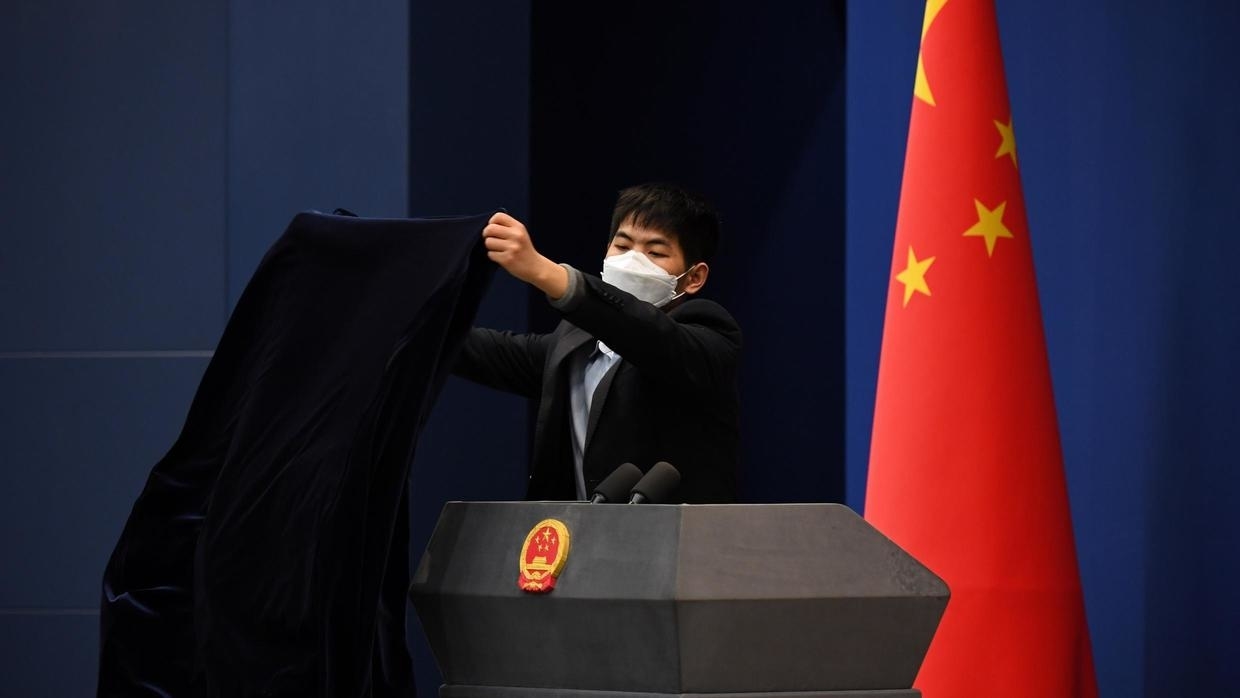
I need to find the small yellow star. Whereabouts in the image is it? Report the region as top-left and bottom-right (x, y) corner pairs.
(994, 118), (1018, 168)
(895, 246), (936, 307)
(914, 0), (949, 106)
(962, 199), (1014, 257)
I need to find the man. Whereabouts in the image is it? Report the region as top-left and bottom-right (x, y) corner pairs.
(455, 183), (741, 503)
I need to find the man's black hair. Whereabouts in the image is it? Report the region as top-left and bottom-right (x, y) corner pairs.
(608, 183), (721, 266)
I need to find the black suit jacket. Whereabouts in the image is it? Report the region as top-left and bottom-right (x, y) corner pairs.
(455, 270), (741, 503)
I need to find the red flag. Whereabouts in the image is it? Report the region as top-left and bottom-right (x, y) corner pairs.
(864, 1), (1098, 696)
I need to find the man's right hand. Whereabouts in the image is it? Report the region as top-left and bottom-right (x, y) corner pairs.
(482, 212), (569, 299)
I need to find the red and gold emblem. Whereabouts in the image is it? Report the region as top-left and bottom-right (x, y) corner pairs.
(517, 518), (570, 593)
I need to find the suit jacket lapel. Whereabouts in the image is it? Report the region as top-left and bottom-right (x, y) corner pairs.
(544, 323), (619, 470)
(585, 359), (622, 448)
(548, 324), (592, 370)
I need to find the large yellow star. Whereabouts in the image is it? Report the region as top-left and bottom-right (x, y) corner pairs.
(994, 118), (1018, 168)
(962, 199), (1014, 257)
(895, 246), (935, 307)
(914, 0), (949, 106)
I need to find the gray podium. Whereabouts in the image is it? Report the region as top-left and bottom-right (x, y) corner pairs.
(409, 503), (947, 698)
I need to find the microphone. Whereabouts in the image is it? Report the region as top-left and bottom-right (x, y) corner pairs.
(588, 463), (644, 504)
(628, 462), (681, 504)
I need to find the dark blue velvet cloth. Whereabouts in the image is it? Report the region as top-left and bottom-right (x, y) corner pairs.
(98, 211), (494, 697)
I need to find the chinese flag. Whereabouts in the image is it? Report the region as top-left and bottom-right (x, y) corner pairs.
(864, 1), (1098, 696)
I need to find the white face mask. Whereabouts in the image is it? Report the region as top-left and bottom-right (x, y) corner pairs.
(601, 250), (695, 307)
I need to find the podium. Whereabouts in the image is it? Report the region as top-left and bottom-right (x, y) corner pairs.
(409, 503), (947, 698)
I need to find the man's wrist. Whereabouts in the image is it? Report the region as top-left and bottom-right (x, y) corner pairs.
(530, 256), (569, 299)
(547, 264), (584, 311)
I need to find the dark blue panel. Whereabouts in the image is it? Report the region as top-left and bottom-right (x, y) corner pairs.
(406, 4), (531, 696)
(408, 1), (530, 219)
(0, 1), (226, 351)
(843, 2), (921, 513)
(0, 613), (97, 697)
(0, 357), (208, 608)
(227, 0), (410, 305)
(408, 377), (529, 535)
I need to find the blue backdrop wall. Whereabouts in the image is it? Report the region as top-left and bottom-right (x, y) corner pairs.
(2, 1), (1238, 696)
(1, 2), (227, 695)
(0, 0), (410, 694)
(847, 1), (1240, 696)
